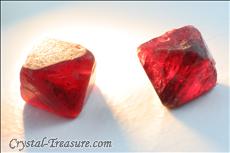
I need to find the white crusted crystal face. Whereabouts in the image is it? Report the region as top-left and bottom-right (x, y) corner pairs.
(24, 39), (87, 70)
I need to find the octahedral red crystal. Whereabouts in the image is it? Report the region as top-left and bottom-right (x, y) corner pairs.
(137, 25), (217, 108)
(20, 39), (95, 118)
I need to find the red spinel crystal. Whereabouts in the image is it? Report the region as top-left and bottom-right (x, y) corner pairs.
(20, 39), (95, 118)
(137, 25), (217, 108)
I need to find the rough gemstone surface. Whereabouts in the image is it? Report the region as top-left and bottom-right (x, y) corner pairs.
(137, 25), (217, 108)
(20, 39), (95, 118)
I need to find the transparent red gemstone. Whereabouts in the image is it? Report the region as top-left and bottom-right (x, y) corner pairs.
(20, 40), (95, 118)
(137, 25), (217, 108)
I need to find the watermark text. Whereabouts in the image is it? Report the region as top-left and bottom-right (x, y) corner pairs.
(9, 137), (112, 151)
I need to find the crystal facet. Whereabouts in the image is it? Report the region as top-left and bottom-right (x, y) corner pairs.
(137, 25), (217, 108)
(20, 39), (95, 118)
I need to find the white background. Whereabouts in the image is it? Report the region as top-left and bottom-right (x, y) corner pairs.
(1, 2), (229, 152)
